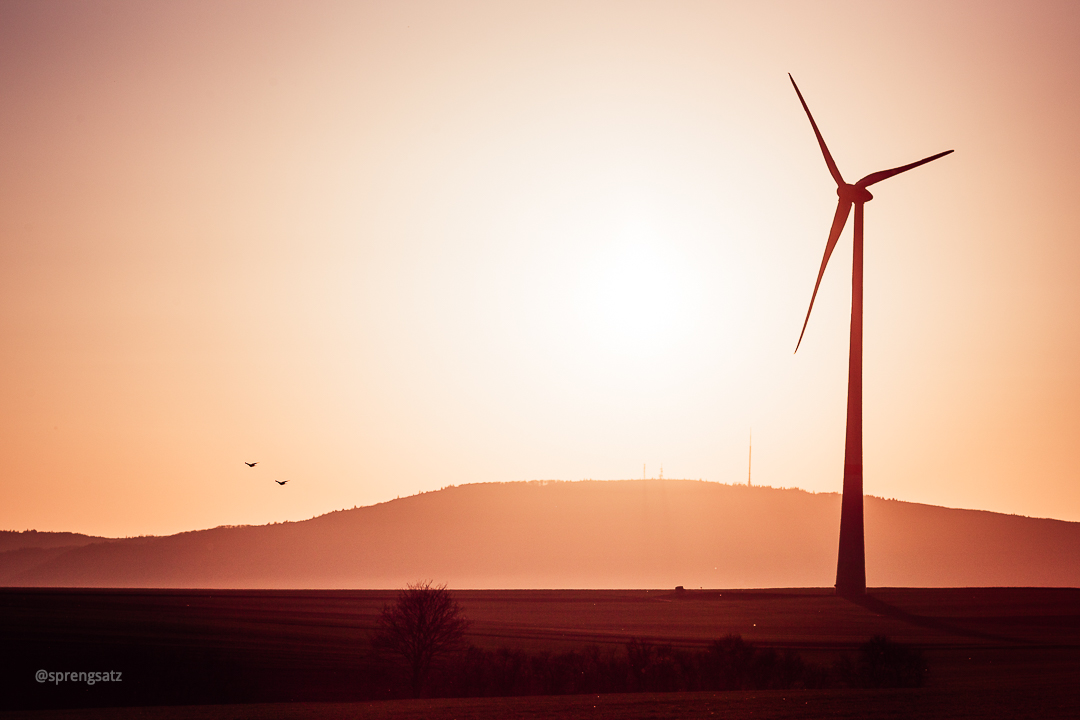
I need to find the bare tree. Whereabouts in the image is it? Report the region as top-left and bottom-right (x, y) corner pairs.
(375, 580), (470, 697)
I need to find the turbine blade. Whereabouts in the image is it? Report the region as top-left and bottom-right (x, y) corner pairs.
(795, 199), (853, 353)
(789, 74), (846, 187)
(857, 149), (953, 188)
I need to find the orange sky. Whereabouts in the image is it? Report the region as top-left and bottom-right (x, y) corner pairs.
(2, 1), (1079, 537)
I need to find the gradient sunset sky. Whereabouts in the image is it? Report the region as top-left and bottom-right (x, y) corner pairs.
(2, 1), (1079, 537)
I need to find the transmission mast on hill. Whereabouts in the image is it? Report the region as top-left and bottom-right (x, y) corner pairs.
(748, 431), (752, 487)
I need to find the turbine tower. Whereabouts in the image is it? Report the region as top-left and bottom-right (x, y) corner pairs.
(789, 74), (952, 596)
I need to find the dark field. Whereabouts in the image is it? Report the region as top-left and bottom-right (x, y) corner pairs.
(3, 587), (1079, 718)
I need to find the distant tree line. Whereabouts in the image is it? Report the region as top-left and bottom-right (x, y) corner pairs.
(400, 634), (924, 698)
(371, 583), (926, 699)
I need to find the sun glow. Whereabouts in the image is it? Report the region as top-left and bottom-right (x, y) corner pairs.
(3, 2), (1080, 536)
(577, 210), (702, 367)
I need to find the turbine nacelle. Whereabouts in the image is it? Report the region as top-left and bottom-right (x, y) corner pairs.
(839, 184), (873, 204)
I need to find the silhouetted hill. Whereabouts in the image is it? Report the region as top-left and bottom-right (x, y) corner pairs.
(0, 530), (112, 553)
(0, 530), (118, 586)
(3, 480), (1078, 588)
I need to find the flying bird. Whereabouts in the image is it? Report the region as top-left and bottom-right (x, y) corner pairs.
(275, 480), (288, 485)
(245, 462), (258, 467)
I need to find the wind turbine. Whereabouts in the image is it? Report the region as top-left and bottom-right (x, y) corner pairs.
(789, 74), (952, 596)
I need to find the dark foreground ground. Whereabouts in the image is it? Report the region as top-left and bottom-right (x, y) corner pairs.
(2, 587), (1079, 718)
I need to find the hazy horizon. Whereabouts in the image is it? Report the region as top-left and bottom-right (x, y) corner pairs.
(6, 479), (1080, 589)
(7, 476), (1074, 539)
(3, 1), (1080, 538)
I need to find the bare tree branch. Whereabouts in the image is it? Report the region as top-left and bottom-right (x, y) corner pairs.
(374, 580), (470, 697)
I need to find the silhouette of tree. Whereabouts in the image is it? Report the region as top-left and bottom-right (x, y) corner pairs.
(375, 581), (470, 697)
(852, 635), (926, 688)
